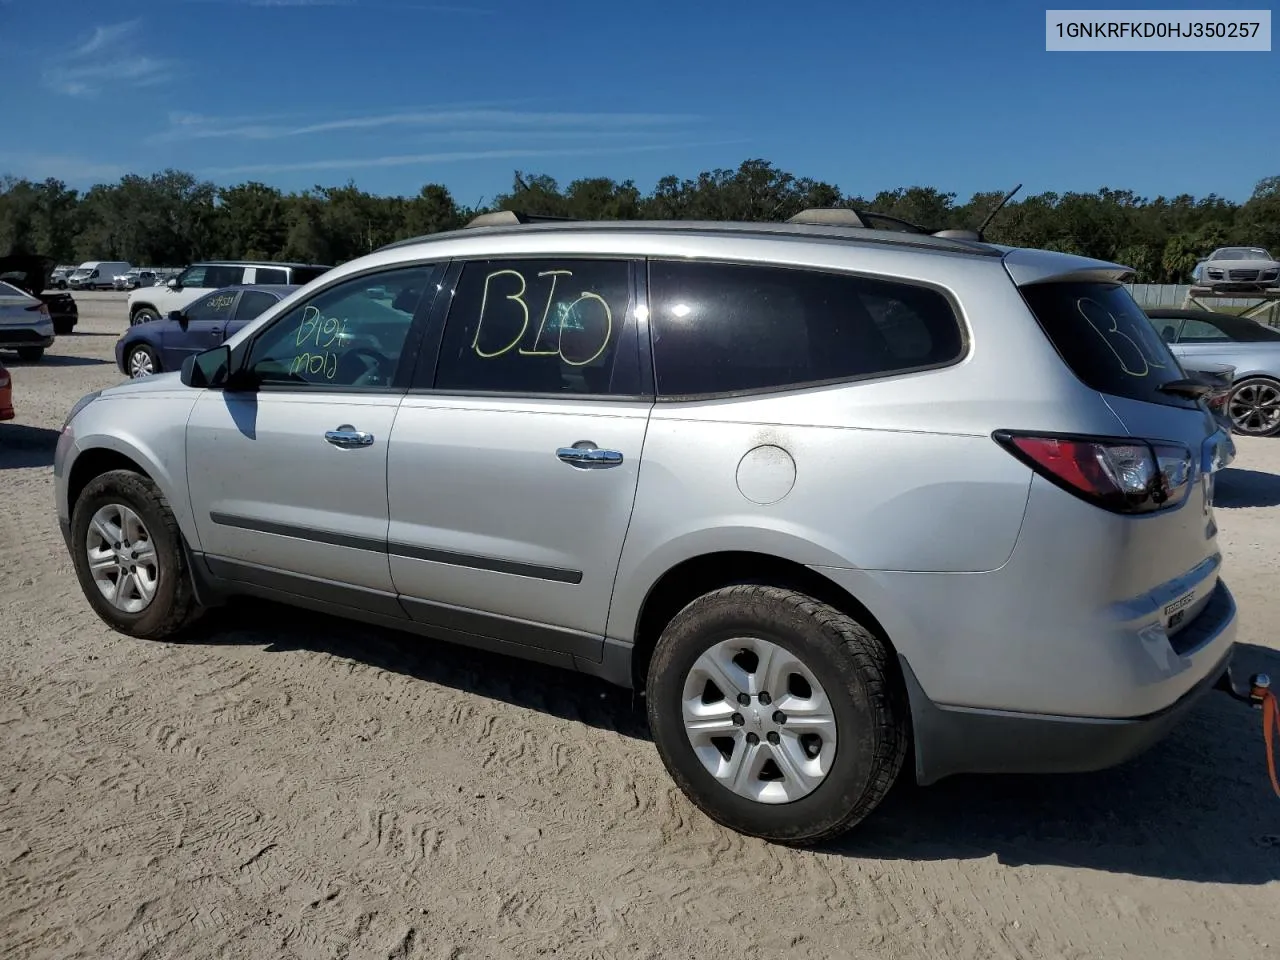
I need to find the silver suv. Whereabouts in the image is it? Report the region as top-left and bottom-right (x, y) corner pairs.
(55, 213), (1240, 843)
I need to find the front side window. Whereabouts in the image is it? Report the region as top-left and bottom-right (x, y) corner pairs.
(1177, 318), (1231, 343)
(245, 266), (433, 389)
(184, 290), (238, 324)
(648, 260), (964, 397)
(179, 266), (208, 287)
(433, 259), (635, 396)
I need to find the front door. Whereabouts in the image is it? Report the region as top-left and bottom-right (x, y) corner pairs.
(186, 264), (442, 611)
(387, 257), (651, 662)
(160, 288), (238, 370)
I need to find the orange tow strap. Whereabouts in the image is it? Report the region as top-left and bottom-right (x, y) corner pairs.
(1263, 687), (1280, 799)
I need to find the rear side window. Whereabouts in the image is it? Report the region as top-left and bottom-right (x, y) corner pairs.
(648, 260), (964, 397)
(255, 267), (288, 285)
(204, 265), (245, 288)
(1020, 282), (1195, 408)
(234, 290), (279, 322)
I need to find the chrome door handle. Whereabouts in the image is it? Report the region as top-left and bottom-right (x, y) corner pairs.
(325, 424), (375, 448)
(557, 444), (624, 468)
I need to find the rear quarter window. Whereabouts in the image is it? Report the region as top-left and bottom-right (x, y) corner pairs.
(1020, 282), (1197, 409)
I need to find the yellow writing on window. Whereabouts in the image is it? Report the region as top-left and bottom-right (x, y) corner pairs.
(472, 268), (614, 365)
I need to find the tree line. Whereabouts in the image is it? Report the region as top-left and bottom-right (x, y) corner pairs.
(2, 161), (1277, 283)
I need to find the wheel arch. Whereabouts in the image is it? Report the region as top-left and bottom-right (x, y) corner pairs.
(628, 550), (899, 692)
(129, 300), (158, 320)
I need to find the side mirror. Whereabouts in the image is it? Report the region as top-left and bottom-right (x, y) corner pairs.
(167, 277), (181, 290)
(168, 309), (187, 328)
(181, 344), (232, 389)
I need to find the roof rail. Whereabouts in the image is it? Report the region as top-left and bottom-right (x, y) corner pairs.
(787, 207), (940, 237)
(464, 210), (579, 229)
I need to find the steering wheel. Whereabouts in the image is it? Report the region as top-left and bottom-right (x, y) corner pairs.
(338, 345), (394, 386)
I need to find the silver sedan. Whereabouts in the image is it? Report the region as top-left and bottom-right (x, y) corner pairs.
(1149, 307), (1280, 436)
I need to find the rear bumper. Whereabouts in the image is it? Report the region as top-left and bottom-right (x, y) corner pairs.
(904, 644), (1234, 785)
(0, 331), (54, 349)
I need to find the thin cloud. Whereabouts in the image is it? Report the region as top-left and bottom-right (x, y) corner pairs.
(45, 20), (174, 96)
(149, 108), (703, 143)
(201, 140), (753, 177)
(184, 0), (490, 10)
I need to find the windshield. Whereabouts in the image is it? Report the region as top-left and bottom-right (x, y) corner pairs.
(1215, 248), (1271, 261)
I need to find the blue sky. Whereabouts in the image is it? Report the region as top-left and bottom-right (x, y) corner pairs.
(2, 0), (1276, 202)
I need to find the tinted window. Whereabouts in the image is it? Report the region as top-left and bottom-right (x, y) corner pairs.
(290, 266), (331, 285)
(1177, 318), (1231, 343)
(245, 267), (431, 388)
(184, 290), (237, 324)
(255, 267), (288, 285)
(1020, 282), (1196, 409)
(648, 260), (963, 397)
(434, 259), (634, 396)
(234, 290), (280, 322)
(1213, 314), (1280, 342)
(204, 265), (245, 288)
(178, 266), (207, 287)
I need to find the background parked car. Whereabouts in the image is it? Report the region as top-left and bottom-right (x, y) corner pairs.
(127, 260), (330, 326)
(113, 268), (159, 291)
(0, 279), (55, 362)
(116, 284), (297, 378)
(1149, 306), (1280, 436)
(68, 261), (131, 290)
(1196, 247), (1280, 292)
(0, 256), (78, 335)
(49, 266), (73, 289)
(0, 357), (13, 421)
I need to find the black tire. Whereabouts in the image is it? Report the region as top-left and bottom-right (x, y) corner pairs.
(16, 347), (44, 362)
(130, 307), (160, 326)
(646, 585), (908, 845)
(125, 343), (161, 378)
(53, 318), (75, 335)
(1228, 376), (1280, 437)
(70, 469), (201, 640)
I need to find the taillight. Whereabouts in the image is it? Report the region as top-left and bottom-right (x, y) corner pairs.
(994, 431), (1192, 514)
(25, 302), (50, 317)
(0, 371), (9, 389)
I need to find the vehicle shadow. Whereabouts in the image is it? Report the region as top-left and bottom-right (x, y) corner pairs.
(189, 600), (1279, 884)
(2, 353), (111, 367)
(0, 423), (60, 468)
(1215, 467), (1280, 508)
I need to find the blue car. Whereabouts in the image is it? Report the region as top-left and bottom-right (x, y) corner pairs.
(115, 284), (299, 378)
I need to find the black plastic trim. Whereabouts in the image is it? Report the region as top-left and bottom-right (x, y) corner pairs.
(399, 596), (599, 660)
(207, 511), (583, 583)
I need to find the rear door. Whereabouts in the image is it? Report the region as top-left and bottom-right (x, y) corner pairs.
(385, 257), (651, 663)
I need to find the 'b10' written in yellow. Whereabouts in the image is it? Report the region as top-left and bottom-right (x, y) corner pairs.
(473, 269), (612, 366)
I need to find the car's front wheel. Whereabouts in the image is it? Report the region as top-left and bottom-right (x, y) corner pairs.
(646, 585), (909, 844)
(70, 469), (200, 639)
(130, 307), (160, 326)
(126, 343), (160, 378)
(1228, 377), (1280, 437)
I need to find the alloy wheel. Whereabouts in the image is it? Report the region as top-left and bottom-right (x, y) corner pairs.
(681, 636), (838, 803)
(128, 348), (154, 378)
(1229, 380), (1280, 436)
(84, 503), (159, 614)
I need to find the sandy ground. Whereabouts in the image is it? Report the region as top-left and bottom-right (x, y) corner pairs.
(2, 292), (1279, 960)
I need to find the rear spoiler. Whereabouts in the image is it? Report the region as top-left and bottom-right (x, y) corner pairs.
(1002, 248), (1136, 287)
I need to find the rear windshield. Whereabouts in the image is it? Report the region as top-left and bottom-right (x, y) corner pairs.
(1020, 281), (1197, 409)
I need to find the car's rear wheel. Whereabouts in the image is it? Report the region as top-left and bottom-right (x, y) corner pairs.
(130, 307), (159, 326)
(646, 585), (908, 844)
(53, 318), (75, 335)
(16, 347), (44, 362)
(126, 344), (160, 378)
(1228, 377), (1280, 437)
(70, 469), (200, 640)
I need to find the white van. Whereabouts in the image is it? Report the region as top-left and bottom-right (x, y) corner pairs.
(68, 261), (131, 291)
